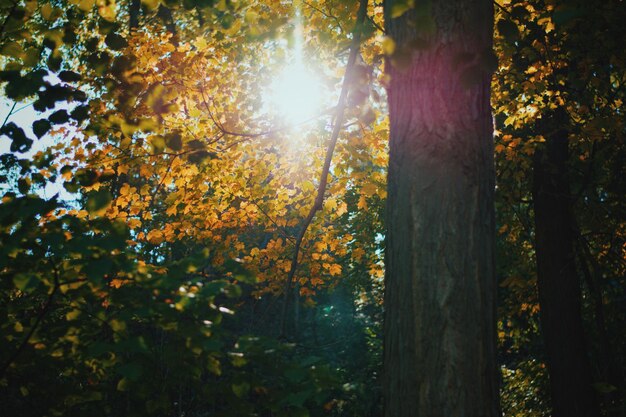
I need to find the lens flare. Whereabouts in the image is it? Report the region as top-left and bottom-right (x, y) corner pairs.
(267, 61), (324, 124)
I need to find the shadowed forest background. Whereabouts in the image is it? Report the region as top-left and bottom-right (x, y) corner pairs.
(0, 0), (624, 416)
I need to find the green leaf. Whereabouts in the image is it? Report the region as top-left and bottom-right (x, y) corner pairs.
(165, 132), (182, 151)
(84, 259), (113, 284)
(117, 378), (131, 391)
(187, 139), (206, 150)
(224, 283), (242, 298)
(116, 362), (143, 381)
(70, 105), (89, 122)
(1, 122), (33, 153)
(17, 178), (30, 194)
(86, 189), (112, 213)
(149, 135), (166, 153)
(66, 309), (81, 321)
(76, 169), (98, 186)
(283, 390), (314, 407)
(391, 0), (414, 18)
(64, 181), (80, 193)
(232, 382), (250, 398)
(187, 150), (216, 164)
(49, 110), (69, 124)
(33, 119), (52, 138)
(58, 70), (82, 82)
(224, 259), (256, 284)
(13, 273), (36, 291)
(207, 356), (221, 376)
(105, 33), (128, 50)
(1, 41), (23, 58)
(497, 19), (519, 41)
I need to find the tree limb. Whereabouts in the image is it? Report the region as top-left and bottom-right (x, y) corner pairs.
(279, 0), (369, 338)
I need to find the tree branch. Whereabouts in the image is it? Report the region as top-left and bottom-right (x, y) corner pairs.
(0, 268), (60, 379)
(279, 0), (369, 338)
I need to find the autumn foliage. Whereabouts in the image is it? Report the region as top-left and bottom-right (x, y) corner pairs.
(0, 0), (624, 416)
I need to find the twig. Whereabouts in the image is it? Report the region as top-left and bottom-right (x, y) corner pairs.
(0, 267), (60, 379)
(1, 101), (16, 130)
(279, 0), (369, 338)
(198, 84), (333, 146)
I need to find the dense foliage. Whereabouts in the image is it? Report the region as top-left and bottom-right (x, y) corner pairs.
(0, 0), (623, 416)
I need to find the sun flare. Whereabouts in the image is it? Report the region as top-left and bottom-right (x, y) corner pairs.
(267, 60), (325, 125)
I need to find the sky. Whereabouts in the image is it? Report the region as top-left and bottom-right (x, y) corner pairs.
(1, 95), (75, 201)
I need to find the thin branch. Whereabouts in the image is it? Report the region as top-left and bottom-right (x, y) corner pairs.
(367, 14), (385, 34)
(237, 195), (296, 243)
(303, 1), (345, 33)
(1, 101), (16, 130)
(0, 267), (60, 379)
(279, 0), (369, 338)
(198, 84), (333, 147)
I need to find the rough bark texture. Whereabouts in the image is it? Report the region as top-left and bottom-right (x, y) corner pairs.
(383, 1), (499, 416)
(532, 129), (600, 417)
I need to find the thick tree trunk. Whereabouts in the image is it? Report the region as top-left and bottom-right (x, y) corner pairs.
(383, 1), (499, 416)
(532, 129), (600, 417)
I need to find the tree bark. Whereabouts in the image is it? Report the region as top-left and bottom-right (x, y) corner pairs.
(532, 128), (600, 417)
(383, 1), (499, 416)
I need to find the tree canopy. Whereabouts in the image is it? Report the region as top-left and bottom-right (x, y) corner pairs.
(0, 0), (624, 416)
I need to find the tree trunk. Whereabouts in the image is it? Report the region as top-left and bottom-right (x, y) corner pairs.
(383, 1), (499, 416)
(532, 128), (600, 417)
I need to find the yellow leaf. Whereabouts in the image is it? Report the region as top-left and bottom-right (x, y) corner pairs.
(117, 164), (129, 175)
(110, 319), (126, 332)
(77, 0), (95, 12)
(336, 202), (347, 217)
(40, 3), (53, 20)
(98, 4), (116, 21)
(110, 279), (124, 289)
(146, 230), (165, 245)
(382, 36), (396, 56)
(328, 264), (342, 276)
(245, 9), (258, 24)
(66, 310), (81, 321)
(361, 183), (377, 198)
(357, 195), (367, 210)
(324, 198), (337, 211)
(194, 36), (208, 51)
(140, 164), (151, 178)
(141, 0), (159, 10)
(128, 218), (142, 229)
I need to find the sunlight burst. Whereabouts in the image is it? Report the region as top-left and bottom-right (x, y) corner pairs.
(267, 61), (325, 125)
(265, 10), (327, 126)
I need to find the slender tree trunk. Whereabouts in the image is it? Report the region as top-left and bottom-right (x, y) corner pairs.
(532, 128), (600, 417)
(383, 1), (499, 416)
